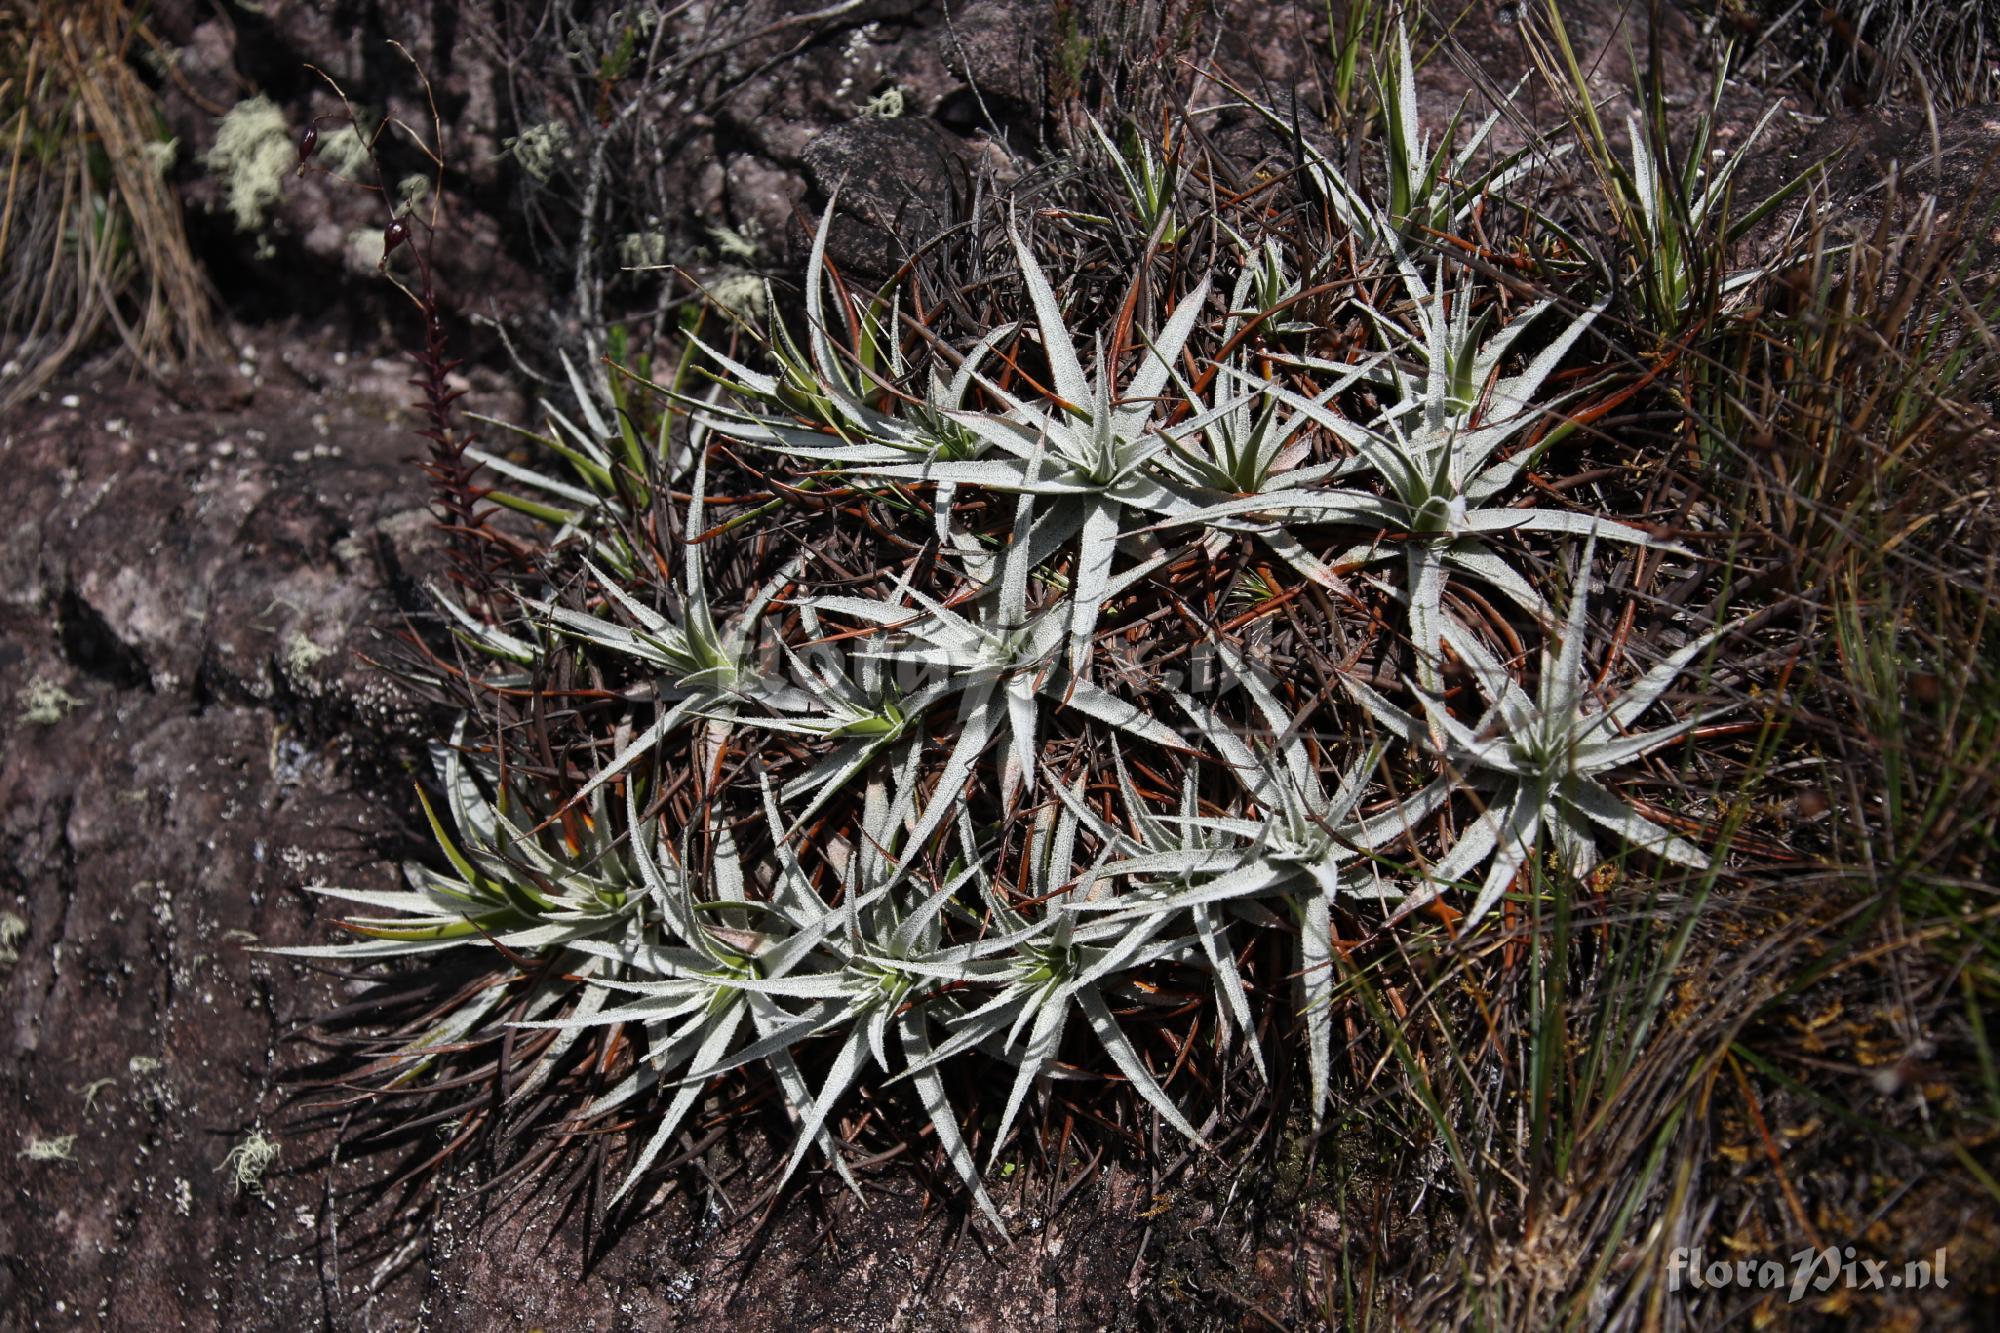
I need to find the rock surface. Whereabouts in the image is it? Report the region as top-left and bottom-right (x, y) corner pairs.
(0, 339), (1317, 1330)
(0, 349), (435, 1327)
(802, 116), (975, 280)
(938, 0), (1051, 122)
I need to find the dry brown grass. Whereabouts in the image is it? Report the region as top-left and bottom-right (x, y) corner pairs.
(0, 0), (216, 410)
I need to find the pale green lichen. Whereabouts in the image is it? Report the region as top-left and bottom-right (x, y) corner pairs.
(707, 272), (769, 324)
(219, 1129), (280, 1196)
(321, 125), (370, 177)
(282, 630), (332, 677)
(508, 120), (571, 183)
(345, 226), (386, 273)
(17, 676), (81, 725)
(396, 174), (430, 214)
(142, 137), (179, 177)
(209, 98), (367, 232)
(0, 910), (25, 964)
(19, 1134), (76, 1163)
(207, 97), (292, 231)
(708, 224), (759, 262)
(80, 1078), (117, 1113)
(618, 231), (668, 269)
(859, 86), (905, 119)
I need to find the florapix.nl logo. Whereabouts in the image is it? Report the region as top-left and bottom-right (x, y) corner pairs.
(1668, 1245), (1949, 1302)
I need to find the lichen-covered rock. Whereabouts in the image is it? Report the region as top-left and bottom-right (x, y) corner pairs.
(0, 351), (441, 1325)
(939, 0), (1051, 117)
(801, 116), (973, 280)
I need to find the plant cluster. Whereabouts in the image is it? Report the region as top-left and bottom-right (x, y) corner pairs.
(262, 0), (2000, 1308)
(284, 21), (1775, 1243)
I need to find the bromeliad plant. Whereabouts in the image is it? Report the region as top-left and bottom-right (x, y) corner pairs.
(1254, 21), (1548, 255)
(293, 41), (1739, 1239)
(1161, 253), (1682, 687)
(1528, 16), (1823, 336)
(1347, 538), (1731, 925)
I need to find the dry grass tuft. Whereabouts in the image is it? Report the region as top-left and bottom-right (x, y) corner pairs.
(0, 0), (216, 409)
